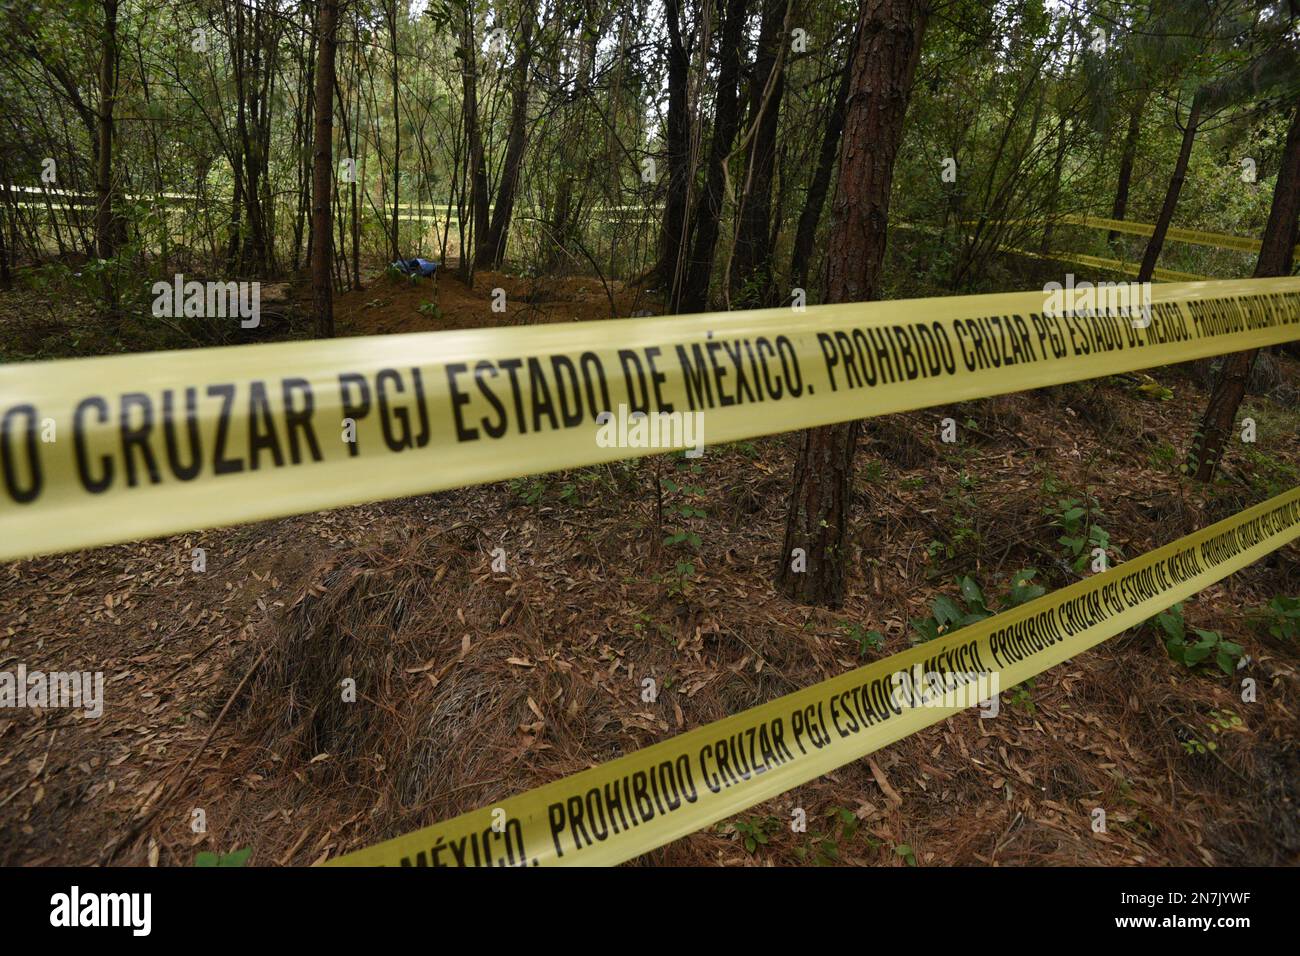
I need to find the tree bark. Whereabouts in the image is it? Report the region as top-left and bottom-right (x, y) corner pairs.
(1108, 96), (1144, 243)
(1040, 114), (1070, 255)
(460, 9), (489, 281)
(311, 0), (339, 338)
(476, 8), (536, 269)
(349, 21), (362, 290)
(731, 0), (788, 307)
(678, 0), (749, 313)
(776, 0), (929, 607)
(1039, 35), (1077, 257)
(94, 0), (120, 260)
(1189, 99), (1300, 482)
(789, 33), (854, 293)
(388, 0), (402, 262)
(0, 176), (10, 290)
(292, 1), (315, 272)
(660, 0), (691, 302)
(1137, 88), (1205, 283)
(232, 5), (253, 271)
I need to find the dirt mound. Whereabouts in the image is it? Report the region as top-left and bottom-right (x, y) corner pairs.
(328, 268), (662, 338)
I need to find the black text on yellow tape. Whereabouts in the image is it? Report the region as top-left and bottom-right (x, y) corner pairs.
(327, 487), (1300, 866)
(2, 278), (1299, 560)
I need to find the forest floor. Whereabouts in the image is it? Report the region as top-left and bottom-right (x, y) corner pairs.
(1, 259), (1299, 867)
(332, 265), (658, 334)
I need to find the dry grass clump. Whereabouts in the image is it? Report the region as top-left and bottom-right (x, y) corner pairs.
(1044, 379), (1139, 441)
(246, 530), (483, 792)
(249, 531), (443, 761)
(866, 414), (937, 467)
(244, 524), (643, 832)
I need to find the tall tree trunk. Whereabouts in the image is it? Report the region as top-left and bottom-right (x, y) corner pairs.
(1188, 100), (1300, 482)
(233, 4), (255, 272)
(1138, 87), (1205, 283)
(660, 0), (691, 302)
(776, 0), (929, 607)
(460, 10), (488, 281)
(1039, 36), (1076, 256)
(1108, 95), (1144, 243)
(789, 33), (854, 293)
(731, 0), (788, 307)
(229, 0), (274, 275)
(293, 1), (316, 272)
(226, 167), (244, 270)
(0, 174), (10, 290)
(388, 0), (401, 262)
(1040, 115), (1070, 254)
(259, 30), (279, 276)
(678, 0), (749, 313)
(94, 0), (120, 260)
(311, 0), (339, 338)
(349, 19), (362, 290)
(476, 8), (536, 269)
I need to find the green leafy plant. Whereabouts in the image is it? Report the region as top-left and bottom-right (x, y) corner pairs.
(840, 622), (885, 657)
(1149, 441), (1177, 470)
(1047, 494), (1115, 572)
(660, 463), (707, 550)
(657, 558), (697, 597)
(657, 459), (707, 595)
(893, 843), (918, 866)
(1258, 595), (1300, 641)
(1003, 569), (1048, 607)
(926, 478), (981, 565)
(1134, 381), (1174, 401)
(1241, 449), (1300, 498)
(793, 807), (879, 866)
(910, 570), (1044, 644)
(730, 815), (779, 854)
(1007, 677), (1037, 714)
(1207, 708), (1243, 735)
(925, 516), (978, 563)
(1179, 709), (1242, 755)
(1150, 602), (1242, 675)
(78, 245), (153, 320)
(509, 475), (546, 505)
(195, 847), (252, 867)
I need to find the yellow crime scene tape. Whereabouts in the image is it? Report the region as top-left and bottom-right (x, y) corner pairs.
(3, 278), (1300, 561)
(969, 214), (1297, 258)
(329, 486), (1300, 866)
(893, 221), (1209, 280)
(1058, 214), (1295, 257)
(998, 244), (1210, 282)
